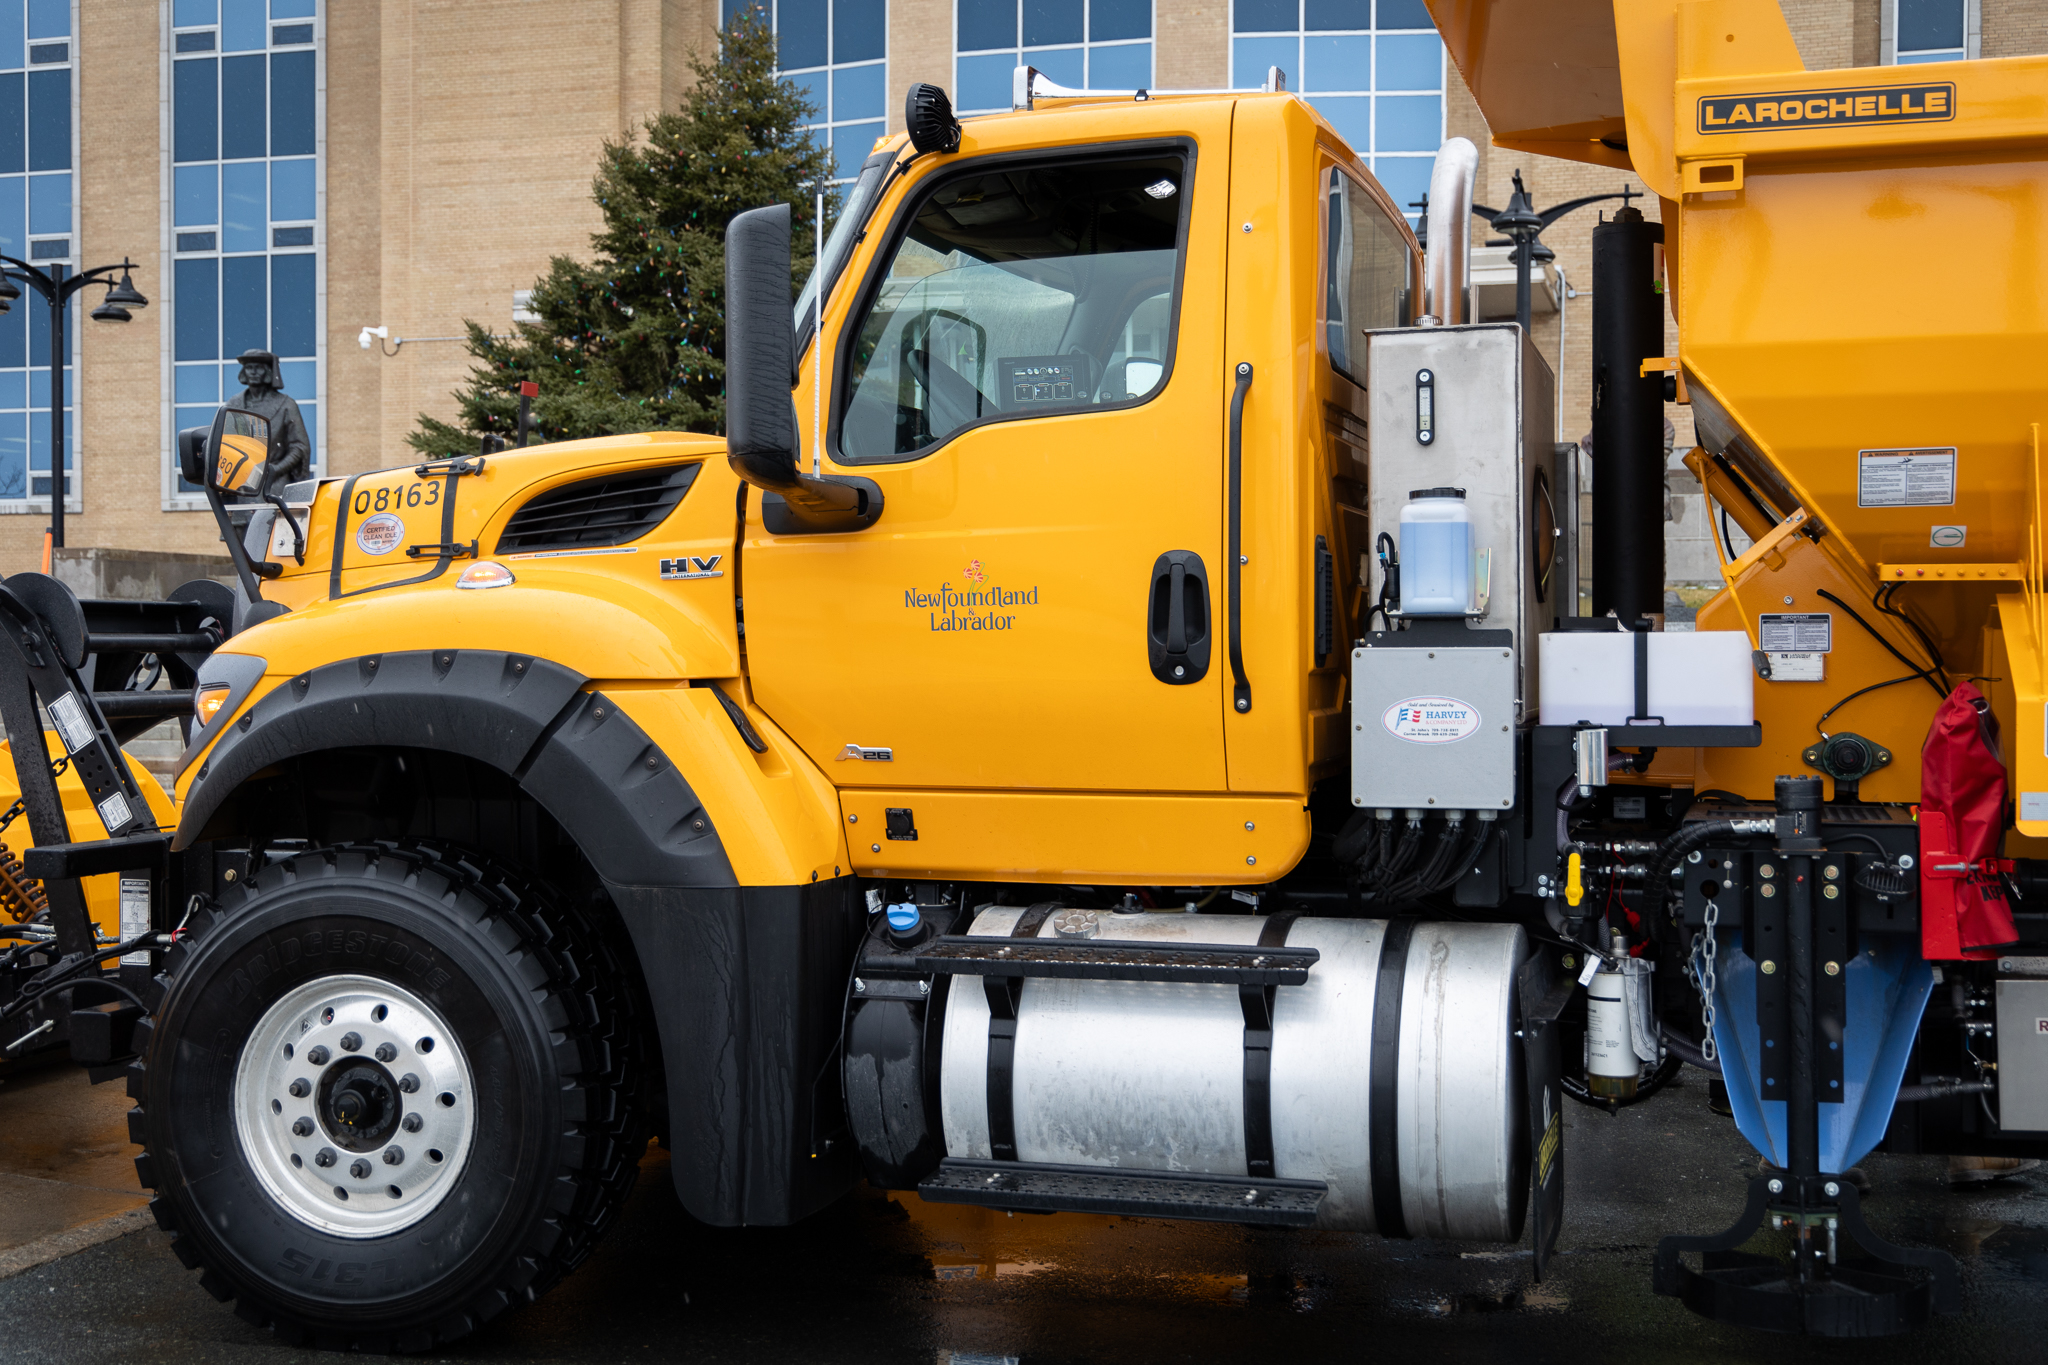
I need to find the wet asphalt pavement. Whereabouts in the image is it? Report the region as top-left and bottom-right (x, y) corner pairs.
(4, 1069), (2048, 1363)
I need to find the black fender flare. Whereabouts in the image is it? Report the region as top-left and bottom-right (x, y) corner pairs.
(173, 650), (862, 1227)
(175, 648), (736, 888)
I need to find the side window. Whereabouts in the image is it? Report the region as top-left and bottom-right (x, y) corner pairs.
(839, 153), (1188, 461)
(1322, 167), (1414, 384)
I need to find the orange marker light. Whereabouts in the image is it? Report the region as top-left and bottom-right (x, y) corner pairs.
(456, 561), (516, 590)
(194, 683), (232, 728)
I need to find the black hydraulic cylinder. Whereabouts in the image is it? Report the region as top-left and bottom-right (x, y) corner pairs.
(1589, 207), (1666, 624)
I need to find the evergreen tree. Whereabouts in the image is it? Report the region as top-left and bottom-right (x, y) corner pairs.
(408, 14), (836, 456)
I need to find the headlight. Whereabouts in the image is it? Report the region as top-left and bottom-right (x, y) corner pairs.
(194, 683), (233, 727)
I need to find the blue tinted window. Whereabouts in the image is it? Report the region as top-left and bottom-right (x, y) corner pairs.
(955, 51), (1015, 109)
(0, 370), (20, 408)
(778, 0), (827, 68)
(25, 67), (64, 171)
(1030, 45), (1083, 86)
(834, 0), (884, 63)
(222, 254), (267, 357)
(1024, 0), (1082, 47)
(174, 60), (216, 163)
(177, 32), (216, 52)
(223, 0), (267, 51)
(1088, 41), (1149, 87)
(0, 412), (21, 498)
(1375, 0), (1431, 26)
(0, 3), (20, 71)
(832, 63), (884, 120)
(1308, 93), (1368, 148)
(1374, 92), (1439, 151)
(271, 50), (314, 154)
(1371, 155), (1430, 213)
(271, 252), (315, 357)
(270, 156), (314, 220)
(272, 0), (317, 16)
(1898, 0), (1963, 51)
(834, 122), (882, 181)
(1091, 0), (1150, 42)
(175, 258), (218, 360)
(25, 170), (64, 234)
(175, 364), (220, 403)
(0, 73), (20, 174)
(174, 0), (217, 24)
(958, 0), (1015, 51)
(221, 55), (266, 159)
(1303, 34), (1369, 90)
(222, 161), (265, 251)
(1235, 0), (1297, 33)
(1305, 0), (1369, 28)
(1232, 35), (1294, 85)
(25, 0), (62, 39)
(0, 305), (21, 371)
(788, 69), (826, 118)
(1375, 32), (1438, 89)
(0, 174), (19, 256)
(279, 357), (315, 398)
(175, 164), (218, 225)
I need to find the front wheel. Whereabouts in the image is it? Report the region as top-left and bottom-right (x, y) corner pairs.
(129, 842), (649, 1351)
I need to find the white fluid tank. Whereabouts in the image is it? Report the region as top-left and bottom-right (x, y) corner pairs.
(1399, 487), (1473, 616)
(936, 909), (1530, 1238)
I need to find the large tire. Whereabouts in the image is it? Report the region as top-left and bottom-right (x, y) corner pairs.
(127, 841), (651, 1351)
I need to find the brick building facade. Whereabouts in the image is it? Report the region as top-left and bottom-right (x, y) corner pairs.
(14, 0), (2045, 574)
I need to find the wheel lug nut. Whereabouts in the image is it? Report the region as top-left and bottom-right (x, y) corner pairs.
(314, 1147), (337, 1168)
(402, 1113), (423, 1133)
(306, 1046), (330, 1065)
(374, 1042), (397, 1063)
(288, 1079), (310, 1098)
(291, 1117), (314, 1137)
(350, 1159), (371, 1180)
(383, 1146), (404, 1166)
(339, 1032), (362, 1052)
(398, 1073), (420, 1094)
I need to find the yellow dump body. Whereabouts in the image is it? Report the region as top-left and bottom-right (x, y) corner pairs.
(1439, 0), (2048, 815)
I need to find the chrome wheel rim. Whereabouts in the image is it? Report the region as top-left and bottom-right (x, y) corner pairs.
(232, 973), (476, 1238)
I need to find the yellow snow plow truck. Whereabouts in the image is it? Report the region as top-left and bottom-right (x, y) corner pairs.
(1, 0), (2043, 1346)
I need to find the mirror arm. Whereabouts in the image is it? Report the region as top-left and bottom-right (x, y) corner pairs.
(201, 483), (274, 603)
(263, 491), (307, 565)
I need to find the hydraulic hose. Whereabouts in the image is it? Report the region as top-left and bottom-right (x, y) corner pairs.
(1641, 818), (1773, 911)
(1659, 1023), (1721, 1076)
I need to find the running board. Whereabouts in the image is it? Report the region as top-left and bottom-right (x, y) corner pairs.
(917, 1158), (1327, 1227)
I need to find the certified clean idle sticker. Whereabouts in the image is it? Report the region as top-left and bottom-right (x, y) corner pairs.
(356, 513), (405, 555)
(1382, 696), (1481, 744)
(1857, 448), (1955, 507)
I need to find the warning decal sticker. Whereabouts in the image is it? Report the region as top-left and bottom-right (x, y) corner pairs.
(1858, 448), (1956, 507)
(1760, 614), (1832, 653)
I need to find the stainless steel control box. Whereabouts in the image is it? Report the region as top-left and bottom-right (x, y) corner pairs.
(1995, 977), (2048, 1132)
(1350, 635), (1516, 811)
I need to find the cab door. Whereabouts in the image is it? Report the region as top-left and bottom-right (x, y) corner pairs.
(743, 109), (1233, 793)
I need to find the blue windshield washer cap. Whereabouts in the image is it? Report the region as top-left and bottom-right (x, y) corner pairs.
(886, 905), (921, 933)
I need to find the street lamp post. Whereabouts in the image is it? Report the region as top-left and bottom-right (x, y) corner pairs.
(0, 257), (149, 551)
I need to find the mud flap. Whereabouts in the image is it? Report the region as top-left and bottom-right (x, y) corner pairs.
(1518, 948), (1573, 1280)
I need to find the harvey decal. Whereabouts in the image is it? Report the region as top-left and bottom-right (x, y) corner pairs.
(1383, 696), (1481, 744)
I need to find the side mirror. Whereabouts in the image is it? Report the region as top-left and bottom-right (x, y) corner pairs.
(176, 426), (208, 485)
(207, 406), (272, 497)
(725, 203), (801, 490)
(724, 204), (882, 533)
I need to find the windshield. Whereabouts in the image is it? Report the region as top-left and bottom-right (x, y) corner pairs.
(838, 152), (1188, 461)
(794, 154), (891, 336)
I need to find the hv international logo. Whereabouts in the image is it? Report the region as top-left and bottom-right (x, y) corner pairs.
(903, 560), (1041, 633)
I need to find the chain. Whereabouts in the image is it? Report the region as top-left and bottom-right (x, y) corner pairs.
(1695, 898), (1720, 1063)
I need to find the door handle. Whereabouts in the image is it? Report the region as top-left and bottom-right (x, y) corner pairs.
(1227, 362), (1253, 712)
(1148, 550), (1211, 685)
